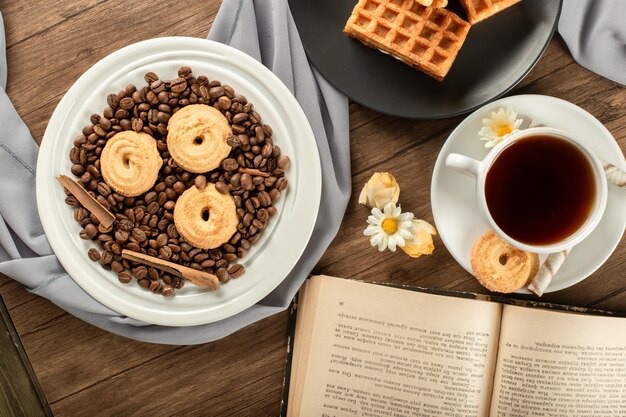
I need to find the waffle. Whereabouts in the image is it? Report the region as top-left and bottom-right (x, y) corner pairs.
(459, 0), (522, 24)
(344, 0), (470, 80)
(415, 0), (448, 7)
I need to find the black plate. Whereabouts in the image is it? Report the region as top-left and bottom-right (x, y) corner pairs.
(289, 0), (562, 119)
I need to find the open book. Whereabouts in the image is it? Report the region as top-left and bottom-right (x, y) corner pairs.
(284, 276), (626, 417)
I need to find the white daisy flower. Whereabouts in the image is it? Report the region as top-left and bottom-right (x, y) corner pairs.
(478, 107), (523, 148)
(364, 202), (414, 252)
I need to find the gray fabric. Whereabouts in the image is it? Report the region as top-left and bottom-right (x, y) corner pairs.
(0, 3), (350, 345)
(559, 0), (626, 85)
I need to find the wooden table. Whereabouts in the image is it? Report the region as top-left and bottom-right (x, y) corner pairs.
(0, 1), (624, 415)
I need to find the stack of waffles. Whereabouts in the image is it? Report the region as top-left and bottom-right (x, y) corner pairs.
(344, 0), (522, 80)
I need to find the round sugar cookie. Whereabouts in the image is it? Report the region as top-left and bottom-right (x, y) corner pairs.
(166, 104), (233, 173)
(100, 131), (162, 197)
(173, 183), (238, 249)
(471, 231), (539, 293)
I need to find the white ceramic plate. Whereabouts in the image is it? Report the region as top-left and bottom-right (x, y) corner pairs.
(36, 37), (322, 326)
(432, 95), (626, 294)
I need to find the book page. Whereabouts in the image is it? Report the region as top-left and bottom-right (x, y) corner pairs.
(289, 276), (502, 417)
(491, 305), (626, 416)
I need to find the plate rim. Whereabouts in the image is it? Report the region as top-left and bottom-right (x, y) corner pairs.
(430, 93), (626, 294)
(35, 37), (322, 326)
(290, 0), (563, 119)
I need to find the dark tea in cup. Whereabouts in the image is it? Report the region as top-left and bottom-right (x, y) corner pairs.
(485, 135), (596, 246)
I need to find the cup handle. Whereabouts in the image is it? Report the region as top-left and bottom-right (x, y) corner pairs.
(445, 153), (481, 178)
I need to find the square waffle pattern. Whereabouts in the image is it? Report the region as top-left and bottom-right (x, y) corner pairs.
(459, 0), (522, 24)
(344, 0), (470, 80)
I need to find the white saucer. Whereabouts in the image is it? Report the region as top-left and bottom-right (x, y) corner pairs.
(431, 95), (626, 294)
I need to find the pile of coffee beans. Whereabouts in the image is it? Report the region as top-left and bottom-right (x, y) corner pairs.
(64, 66), (290, 295)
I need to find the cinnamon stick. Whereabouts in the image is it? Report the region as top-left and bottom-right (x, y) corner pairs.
(57, 175), (115, 229)
(121, 249), (219, 290)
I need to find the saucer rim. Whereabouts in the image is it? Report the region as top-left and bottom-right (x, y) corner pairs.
(431, 94), (626, 294)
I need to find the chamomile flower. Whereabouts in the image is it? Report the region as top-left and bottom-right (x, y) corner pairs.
(478, 107), (523, 148)
(364, 202), (414, 252)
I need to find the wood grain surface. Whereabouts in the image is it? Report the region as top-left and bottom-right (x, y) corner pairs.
(0, 1), (624, 416)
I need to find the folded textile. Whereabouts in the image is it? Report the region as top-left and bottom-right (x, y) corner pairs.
(559, 0), (626, 85)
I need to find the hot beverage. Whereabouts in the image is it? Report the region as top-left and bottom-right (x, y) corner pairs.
(485, 135), (596, 246)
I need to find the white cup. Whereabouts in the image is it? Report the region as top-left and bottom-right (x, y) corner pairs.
(445, 127), (608, 254)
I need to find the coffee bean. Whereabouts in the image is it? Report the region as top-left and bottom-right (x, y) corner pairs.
(149, 281), (162, 293)
(193, 175), (207, 191)
(66, 196), (79, 207)
(156, 233), (168, 248)
(215, 182), (229, 194)
(157, 111), (170, 124)
(267, 206), (278, 217)
(97, 182), (111, 196)
(229, 264), (245, 278)
(159, 246), (172, 259)
(167, 224), (178, 239)
(232, 112), (248, 124)
(277, 177), (289, 191)
(257, 208), (269, 223)
(218, 96), (232, 110)
(129, 266), (146, 280)
(138, 278), (150, 289)
(173, 181), (186, 194)
(257, 191), (271, 207)
(107, 93), (119, 108)
(170, 77), (187, 94)
(178, 66), (192, 79)
(111, 261), (124, 273)
(131, 117), (144, 132)
(150, 79), (165, 93)
(132, 228), (147, 242)
(278, 155), (291, 170)
(71, 164), (85, 176)
(146, 267), (159, 281)
(241, 173), (253, 191)
(83, 223), (98, 239)
(245, 199), (255, 214)
(119, 97), (135, 110)
(269, 189), (281, 202)
(144, 72), (159, 83)
(162, 286), (175, 296)
(223, 253), (238, 262)
(262, 143), (273, 158)
(118, 271), (133, 284)
(226, 135), (241, 148)
(216, 268), (230, 283)
(101, 250), (114, 265)
(88, 248), (101, 262)
(126, 242), (141, 252)
(222, 158), (239, 171)
(115, 230), (129, 243)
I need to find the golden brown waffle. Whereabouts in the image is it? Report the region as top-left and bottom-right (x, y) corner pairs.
(415, 0), (448, 7)
(344, 0), (470, 80)
(459, 0), (522, 24)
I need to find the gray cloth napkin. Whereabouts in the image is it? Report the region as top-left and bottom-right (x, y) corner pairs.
(0, 3), (350, 345)
(559, 0), (626, 85)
